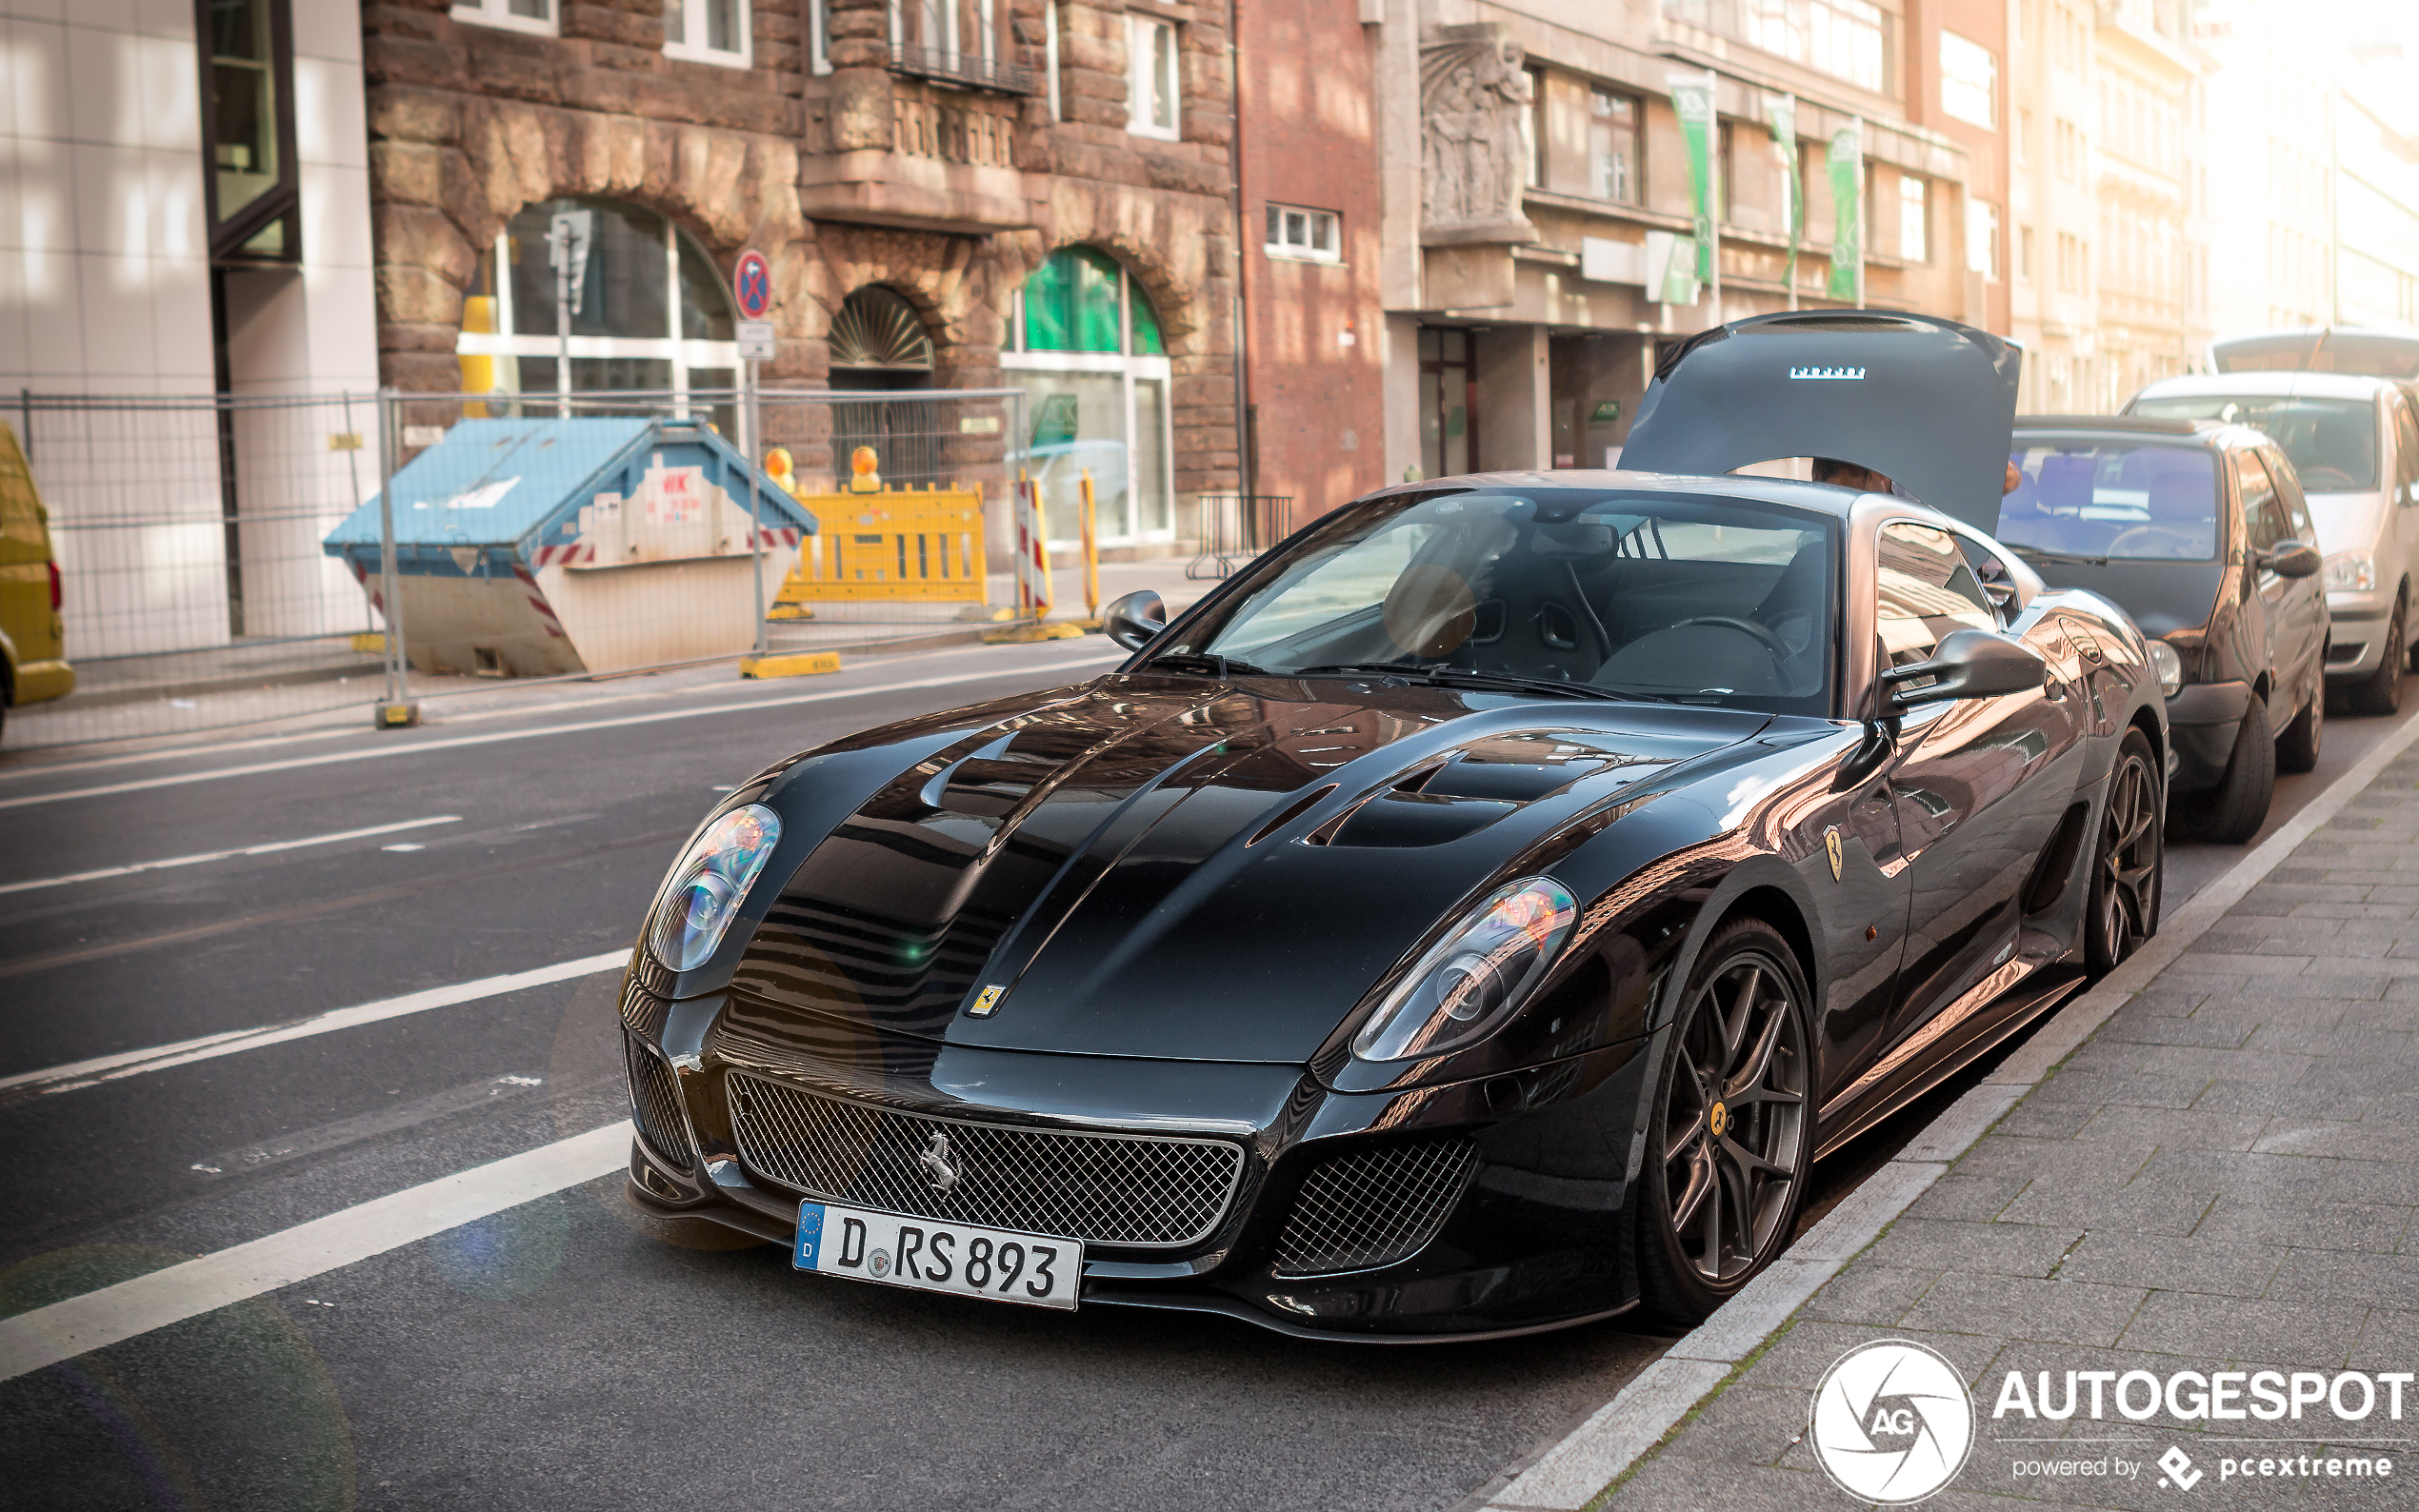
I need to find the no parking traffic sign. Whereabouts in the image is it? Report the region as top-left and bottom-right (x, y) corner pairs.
(732, 249), (772, 320)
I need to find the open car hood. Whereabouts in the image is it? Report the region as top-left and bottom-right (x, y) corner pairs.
(721, 676), (1766, 1064)
(1620, 309), (2023, 532)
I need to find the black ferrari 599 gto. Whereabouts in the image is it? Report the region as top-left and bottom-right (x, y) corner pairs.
(615, 311), (2168, 1338)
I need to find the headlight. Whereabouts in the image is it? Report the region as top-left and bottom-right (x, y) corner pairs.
(1353, 877), (1578, 1062)
(648, 804), (782, 972)
(2324, 551), (2376, 591)
(2146, 639), (2184, 698)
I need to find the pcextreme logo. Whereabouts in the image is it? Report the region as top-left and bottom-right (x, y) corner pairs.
(1809, 1340), (1975, 1503)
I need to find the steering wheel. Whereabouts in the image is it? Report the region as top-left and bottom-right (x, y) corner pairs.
(2300, 466), (2358, 490)
(1672, 615), (1796, 661)
(2106, 525), (2205, 558)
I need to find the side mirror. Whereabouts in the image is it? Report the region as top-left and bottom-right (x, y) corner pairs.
(1103, 589), (1168, 651)
(2261, 540), (2321, 579)
(1880, 627), (2048, 713)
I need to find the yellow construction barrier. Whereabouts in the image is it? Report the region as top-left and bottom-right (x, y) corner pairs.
(767, 479), (987, 618)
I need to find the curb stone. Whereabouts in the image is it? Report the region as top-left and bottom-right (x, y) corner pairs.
(1472, 706), (2419, 1512)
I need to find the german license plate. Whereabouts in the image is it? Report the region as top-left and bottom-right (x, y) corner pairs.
(793, 1202), (1082, 1310)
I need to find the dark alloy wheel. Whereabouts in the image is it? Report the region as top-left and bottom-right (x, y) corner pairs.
(1634, 918), (1812, 1323)
(2088, 730), (2163, 973)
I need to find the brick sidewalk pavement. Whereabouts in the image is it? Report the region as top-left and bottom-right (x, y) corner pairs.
(1589, 742), (2419, 1511)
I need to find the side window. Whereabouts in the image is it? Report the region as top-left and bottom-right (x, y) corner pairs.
(2393, 396), (2419, 496)
(2237, 451), (2283, 553)
(2270, 449), (2317, 541)
(1877, 520), (1996, 668)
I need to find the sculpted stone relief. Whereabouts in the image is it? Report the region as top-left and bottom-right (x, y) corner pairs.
(1419, 27), (1535, 238)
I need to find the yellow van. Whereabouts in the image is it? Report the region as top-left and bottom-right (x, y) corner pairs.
(0, 422), (73, 741)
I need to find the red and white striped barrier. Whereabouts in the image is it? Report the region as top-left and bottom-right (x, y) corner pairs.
(1013, 479), (1052, 618)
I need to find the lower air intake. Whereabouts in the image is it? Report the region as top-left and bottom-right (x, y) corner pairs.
(1271, 1138), (1478, 1276)
(626, 1034), (695, 1173)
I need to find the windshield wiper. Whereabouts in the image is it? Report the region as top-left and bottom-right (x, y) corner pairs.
(1289, 663), (1620, 703)
(2009, 547), (2111, 567)
(1142, 651), (1272, 679)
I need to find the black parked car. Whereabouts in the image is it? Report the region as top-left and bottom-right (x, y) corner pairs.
(617, 311), (2169, 1338)
(1998, 416), (2328, 843)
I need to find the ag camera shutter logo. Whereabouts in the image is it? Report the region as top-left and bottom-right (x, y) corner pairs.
(1809, 1340), (1975, 1503)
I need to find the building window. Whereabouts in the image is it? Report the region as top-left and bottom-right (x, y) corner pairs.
(1589, 89), (1639, 204)
(2016, 108), (2032, 167)
(1418, 328), (1475, 480)
(1128, 15), (1178, 140)
(1006, 247), (1173, 547)
(1939, 30), (1995, 129)
(889, 0), (1003, 84)
(2055, 118), (2080, 182)
(1899, 175), (1928, 263)
(454, 198), (740, 429)
(1045, 0), (1061, 119)
(451, 0), (557, 35)
(1528, 66), (1548, 189)
(665, 0), (749, 65)
(200, 0), (299, 263)
(1968, 199), (1999, 281)
(1662, 0), (1888, 94)
(1266, 204), (1341, 263)
(809, 0), (831, 73)
(2017, 225), (2034, 283)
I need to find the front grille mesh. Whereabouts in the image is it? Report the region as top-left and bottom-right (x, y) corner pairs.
(725, 1071), (1244, 1248)
(1272, 1138), (1477, 1276)
(625, 1034), (695, 1172)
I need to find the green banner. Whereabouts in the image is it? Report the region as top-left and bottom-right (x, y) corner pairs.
(1827, 120), (1863, 303)
(1768, 93), (1800, 294)
(1669, 73), (1716, 282)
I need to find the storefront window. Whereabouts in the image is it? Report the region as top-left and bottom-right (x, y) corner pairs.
(1005, 248), (1173, 546)
(455, 198), (741, 430)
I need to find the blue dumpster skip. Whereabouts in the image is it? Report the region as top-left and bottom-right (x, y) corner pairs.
(324, 417), (817, 677)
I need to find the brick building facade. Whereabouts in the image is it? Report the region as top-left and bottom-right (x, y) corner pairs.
(361, 0), (1241, 557)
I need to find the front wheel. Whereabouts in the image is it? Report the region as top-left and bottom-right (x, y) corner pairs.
(1633, 918), (1813, 1324)
(2172, 693), (2273, 846)
(2350, 603), (2405, 715)
(2088, 730), (2163, 973)
(2276, 678), (2323, 774)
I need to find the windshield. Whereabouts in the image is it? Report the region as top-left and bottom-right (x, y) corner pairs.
(1998, 441), (2219, 561)
(1166, 488), (1838, 715)
(2130, 394), (2378, 490)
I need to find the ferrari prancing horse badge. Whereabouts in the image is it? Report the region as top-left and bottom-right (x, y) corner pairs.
(1825, 826), (1844, 882)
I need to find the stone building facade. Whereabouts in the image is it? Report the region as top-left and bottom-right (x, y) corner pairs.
(361, 0), (1239, 557)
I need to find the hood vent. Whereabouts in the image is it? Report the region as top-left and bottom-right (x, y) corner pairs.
(1305, 735), (1624, 848)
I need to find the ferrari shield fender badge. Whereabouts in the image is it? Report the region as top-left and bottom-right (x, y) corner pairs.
(1825, 826), (1845, 882)
(970, 984), (1006, 1017)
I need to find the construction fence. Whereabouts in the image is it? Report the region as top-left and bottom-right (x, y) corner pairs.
(5, 385), (1206, 750)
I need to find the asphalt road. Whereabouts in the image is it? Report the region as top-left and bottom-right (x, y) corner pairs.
(1, 646), (2409, 1512)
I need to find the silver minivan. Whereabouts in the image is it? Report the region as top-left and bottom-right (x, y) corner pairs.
(2126, 372), (2419, 714)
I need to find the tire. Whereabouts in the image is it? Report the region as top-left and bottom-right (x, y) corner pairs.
(2276, 679), (2323, 774)
(1633, 917), (1813, 1325)
(2172, 693), (2274, 845)
(2088, 730), (2163, 973)
(2351, 602), (2405, 715)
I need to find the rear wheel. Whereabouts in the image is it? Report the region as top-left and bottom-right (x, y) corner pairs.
(2172, 693), (2273, 845)
(2276, 677), (2323, 774)
(2088, 731), (2163, 973)
(1634, 918), (1812, 1324)
(2350, 602), (2405, 715)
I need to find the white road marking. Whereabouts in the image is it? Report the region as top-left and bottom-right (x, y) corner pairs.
(0, 949), (629, 1102)
(380, 843), (425, 852)
(0, 1121), (632, 1383)
(0, 640), (1126, 784)
(0, 654), (1123, 813)
(0, 816), (463, 897)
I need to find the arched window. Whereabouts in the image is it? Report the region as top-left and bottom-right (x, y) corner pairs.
(456, 198), (739, 428)
(830, 285), (945, 485)
(1005, 247), (1171, 547)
